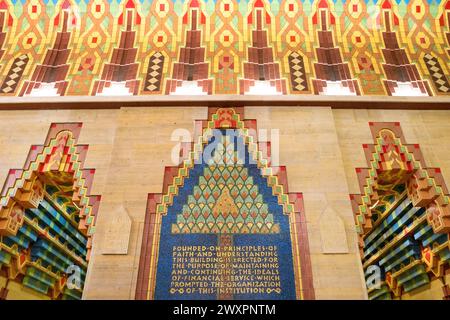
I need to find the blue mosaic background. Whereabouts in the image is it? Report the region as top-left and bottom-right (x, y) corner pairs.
(154, 132), (297, 300)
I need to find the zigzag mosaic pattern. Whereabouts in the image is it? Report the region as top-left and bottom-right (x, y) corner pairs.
(0, 0), (448, 96)
(144, 52), (164, 92)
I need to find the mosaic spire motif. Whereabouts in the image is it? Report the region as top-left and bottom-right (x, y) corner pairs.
(240, 0), (287, 95)
(311, 0), (360, 96)
(380, 0), (431, 96)
(92, 0), (140, 96)
(19, 0), (74, 97)
(165, 0), (213, 95)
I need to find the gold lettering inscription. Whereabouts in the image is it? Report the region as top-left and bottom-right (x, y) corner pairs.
(169, 245), (282, 296)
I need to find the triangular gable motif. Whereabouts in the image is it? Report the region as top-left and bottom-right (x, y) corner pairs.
(136, 107), (314, 301)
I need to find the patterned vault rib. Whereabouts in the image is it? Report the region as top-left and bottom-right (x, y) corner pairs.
(288, 52), (309, 93)
(19, 0), (74, 97)
(380, 0), (431, 96)
(91, 0), (140, 96)
(143, 52), (165, 93)
(311, 0), (360, 96)
(423, 54), (450, 94)
(429, 0), (450, 94)
(239, 0), (287, 95)
(165, 0), (213, 95)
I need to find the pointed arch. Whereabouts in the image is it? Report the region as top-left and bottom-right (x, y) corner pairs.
(350, 122), (450, 299)
(136, 107), (314, 300)
(0, 123), (101, 300)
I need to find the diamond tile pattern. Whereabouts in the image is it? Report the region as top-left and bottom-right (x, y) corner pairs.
(288, 52), (308, 92)
(423, 54), (450, 93)
(143, 52), (164, 92)
(0, 54), (29, 94)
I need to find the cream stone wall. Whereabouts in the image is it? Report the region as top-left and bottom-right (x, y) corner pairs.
(245, 107), (367, 299)
(82, 107), (207, 299)
(2, 106), (450, 300)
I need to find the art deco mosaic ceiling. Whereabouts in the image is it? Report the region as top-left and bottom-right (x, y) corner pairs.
(0, 0), (448, 97)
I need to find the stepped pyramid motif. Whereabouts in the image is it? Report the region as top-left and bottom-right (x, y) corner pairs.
(91, 0), (141, 96)
(311, 0), (360, 95)
(239, 0), (287, 95)
(165, 0), (213, 95)
(20, 0), (74, 96)
(172, 135), (279, 234)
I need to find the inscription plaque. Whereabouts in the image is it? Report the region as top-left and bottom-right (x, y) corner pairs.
(169, 245), (282, 297)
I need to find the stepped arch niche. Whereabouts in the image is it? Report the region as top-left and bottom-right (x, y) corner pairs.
(0, 123), (100, 300)
(136, 107), (314, 300)
(351, 122), (450, 300)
